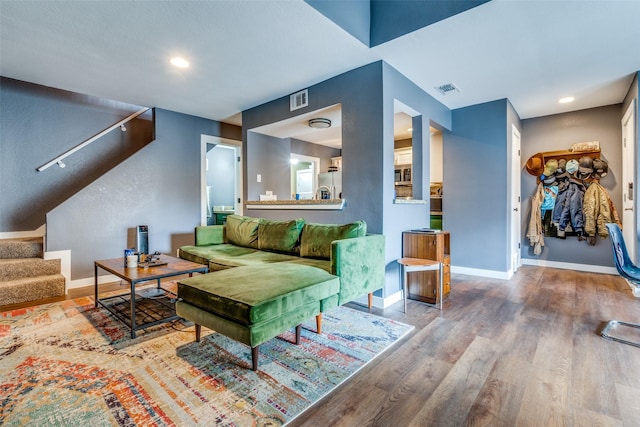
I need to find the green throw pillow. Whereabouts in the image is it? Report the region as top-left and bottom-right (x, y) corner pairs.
(258, 218), (305, 254)
(300, 221), (367, 259)
(225, 215), (261, 248)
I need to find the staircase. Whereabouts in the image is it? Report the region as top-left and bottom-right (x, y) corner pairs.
(0, 237), (66, 307)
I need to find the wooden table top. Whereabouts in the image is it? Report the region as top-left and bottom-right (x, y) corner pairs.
(95, 255), (208, 282)
(397, 257), (441, 267)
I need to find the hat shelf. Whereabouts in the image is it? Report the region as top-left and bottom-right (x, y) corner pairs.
(525, 148), (602, 177)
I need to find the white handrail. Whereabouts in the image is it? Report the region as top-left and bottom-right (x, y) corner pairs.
(37, 107), (151, 172)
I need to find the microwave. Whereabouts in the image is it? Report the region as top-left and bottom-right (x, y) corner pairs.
(394, 165), (411, 184)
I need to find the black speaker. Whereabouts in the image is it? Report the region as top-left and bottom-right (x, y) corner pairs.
(136, 225), (149, 254)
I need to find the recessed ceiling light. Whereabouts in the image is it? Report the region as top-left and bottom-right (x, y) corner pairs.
(170, 57), (190, 68)
(558, 96), (575, 104)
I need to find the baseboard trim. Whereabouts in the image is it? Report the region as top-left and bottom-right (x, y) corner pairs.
(521, 258), (617, 275)
(352, 290), (403, 309)
(0, 225), (46, 240)
(451, 266), (511, 280)
(68, 274), (121, 290)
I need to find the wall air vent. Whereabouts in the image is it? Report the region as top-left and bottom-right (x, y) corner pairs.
(290, 89), (308, 111)
(435, 83), (460, 95)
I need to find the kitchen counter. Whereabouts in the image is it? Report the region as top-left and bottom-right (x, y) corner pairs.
(245, 199), (345, 210)
(394, 198), (427, 205)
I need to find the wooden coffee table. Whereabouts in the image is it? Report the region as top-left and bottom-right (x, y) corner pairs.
(94, 255), (208, 338)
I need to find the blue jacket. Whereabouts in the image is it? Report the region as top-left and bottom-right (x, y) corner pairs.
(552, 180), (585, 234)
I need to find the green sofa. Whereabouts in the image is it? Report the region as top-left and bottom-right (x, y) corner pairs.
(177, 215), (385, 370)
(178, 215), (385, 318)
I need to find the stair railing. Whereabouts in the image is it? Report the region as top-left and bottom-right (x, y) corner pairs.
(37, 107), (151, 172)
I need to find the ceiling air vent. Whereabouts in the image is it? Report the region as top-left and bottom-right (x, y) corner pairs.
(290, 89), (308, 111)
(435, 83), (460, 95)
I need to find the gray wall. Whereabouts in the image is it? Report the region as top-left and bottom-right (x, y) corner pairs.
(520, 104), (623, 267)
(0, 77), (153, 232)
(44, 107), (241, 279)
(444, 99), (510, 272)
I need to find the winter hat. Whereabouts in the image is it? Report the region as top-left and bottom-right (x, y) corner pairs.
(577, 155), (594, 178)
(555, 159), (567, 174)
(525, 155), (544, 176)
(566, 159), (579, 174)
(543, 174), (557, 186)
(593, 158), (608, 178)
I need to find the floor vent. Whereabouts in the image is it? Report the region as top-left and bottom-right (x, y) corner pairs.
(290, 89), (308, 111)
(435, 83), (460, 95)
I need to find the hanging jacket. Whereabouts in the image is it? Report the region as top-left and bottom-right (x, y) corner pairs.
(527, 182), (545, 255)
(583, 182), (612, 238)
(555, 178), (586, 234)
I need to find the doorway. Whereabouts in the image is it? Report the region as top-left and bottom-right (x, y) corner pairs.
(622, 99), (637, 263)
(290, 153), (320, 200)
(201, 135), (242, 226)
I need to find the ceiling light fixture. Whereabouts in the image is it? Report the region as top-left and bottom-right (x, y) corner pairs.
(57, 160), (65, 168)
(120, 124), (126, 132)
(407, 128), (413, 132)
(308, 118), (331, 129)
(559, 96), (575, 104)
(170, 57), (190, 68)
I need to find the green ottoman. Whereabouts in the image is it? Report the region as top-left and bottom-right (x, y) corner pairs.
(176, 263), (340, 371)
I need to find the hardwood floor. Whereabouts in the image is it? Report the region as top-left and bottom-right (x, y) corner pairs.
(3, 267), (639, 426)
(289, 266), (640, 427)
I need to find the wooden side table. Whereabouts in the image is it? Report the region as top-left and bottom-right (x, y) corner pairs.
(397, 257), (444, 312)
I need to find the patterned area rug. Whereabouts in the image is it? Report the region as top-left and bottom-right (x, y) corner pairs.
(0, 290), (413, 426)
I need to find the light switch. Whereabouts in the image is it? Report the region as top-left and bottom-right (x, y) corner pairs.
(257, 174), (261, 183)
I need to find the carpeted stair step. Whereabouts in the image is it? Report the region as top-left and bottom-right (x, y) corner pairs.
(0, 274), (66, 306)
(0, 258), (61, 281)
(0, 237), (43, 259)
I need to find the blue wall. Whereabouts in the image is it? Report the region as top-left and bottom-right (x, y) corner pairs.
(520, 104), (623, 268)
(242, 61), (452, 299)
(444, 99), (509, 272)
(0, 77), (154, 232)
(381, 61), (451, 294)
(242, 62), (385, 230)
(370, 0), (490, 46)
(46, 108), (241, 279)
(305, 0), (370, 46)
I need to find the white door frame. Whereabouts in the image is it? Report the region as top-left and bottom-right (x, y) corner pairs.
(510, 124), (522, 276)
(201, 135), (243, 226)
(622, 99), (637, 262)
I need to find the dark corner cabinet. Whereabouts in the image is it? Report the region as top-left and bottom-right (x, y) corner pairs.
(402, 230), (451, 304)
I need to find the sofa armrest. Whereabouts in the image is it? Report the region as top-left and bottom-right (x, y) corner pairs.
(195, 225), (226, 246)
(331, 234), (385, 305)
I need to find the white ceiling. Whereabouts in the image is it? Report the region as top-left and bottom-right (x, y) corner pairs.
(1, 0), (639, 134)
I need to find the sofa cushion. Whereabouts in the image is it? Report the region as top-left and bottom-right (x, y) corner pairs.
(179, 244), (299, 271)
(177, 264), (340, 326)
(300, 221), (367, 259)
(225, 215), (261, 248)
(258, 218), (304, 254)
(195, 225), (225, 246)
